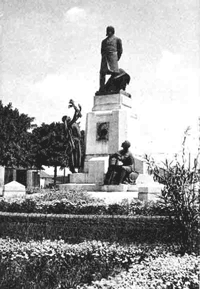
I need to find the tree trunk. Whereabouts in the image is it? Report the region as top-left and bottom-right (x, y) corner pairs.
(54, 166), (57, 188)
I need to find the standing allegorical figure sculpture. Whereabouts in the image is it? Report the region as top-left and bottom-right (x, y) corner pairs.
(97, 26), (131, 95)
(62, 99), (82, 173)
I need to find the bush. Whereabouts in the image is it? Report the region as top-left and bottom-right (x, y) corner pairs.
(0, 238), (171, 289)
(147, 128), (200, 254)
(29, 189), (105, 204)
(0, 194), (169, 216)
(0, 198), (36, 213)
(81, 253), (200, 289)
(1, 238), (199, 289)
(26, 187), (42, 195)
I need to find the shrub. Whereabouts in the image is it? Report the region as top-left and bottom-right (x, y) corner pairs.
(0, 196), (170, 216)
(26, 187), (42, 195)
(147, 161), (200, 252)
(81, 252), (200, 289)
(146, 128), (200, 254)
(0, 238), (171, 289)
(30, 189), (105, 204)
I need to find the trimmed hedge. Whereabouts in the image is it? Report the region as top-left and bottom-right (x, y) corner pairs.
(0, 212), (194, 245)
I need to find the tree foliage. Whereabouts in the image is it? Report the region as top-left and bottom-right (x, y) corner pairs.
(0, 100), (85, 185)
(0, 101), (35, 168)
(30, 122), (69, 185)
(31, 122), (68, 167)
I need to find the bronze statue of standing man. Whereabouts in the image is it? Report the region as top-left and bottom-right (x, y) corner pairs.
(99, 26), (123, 92)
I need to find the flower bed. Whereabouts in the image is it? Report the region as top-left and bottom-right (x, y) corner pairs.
(81, 253), (200, 289)
(0, 238), (169, 289)
(29, 189), (105, 204)
(0, 238), (199, 289)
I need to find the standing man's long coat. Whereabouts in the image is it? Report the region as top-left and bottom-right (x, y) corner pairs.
(100, 35), (123, 75)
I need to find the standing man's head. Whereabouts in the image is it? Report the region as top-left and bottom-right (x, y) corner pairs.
(106, 26), (115, 37)
(121, 140), (131, 151)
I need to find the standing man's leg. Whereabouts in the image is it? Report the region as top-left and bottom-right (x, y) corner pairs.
(99, 72), (106, 91)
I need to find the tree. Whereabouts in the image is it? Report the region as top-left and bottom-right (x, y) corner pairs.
(0, 101), (36, 168)
(31, 122), (68, 186)
(147, 128), (200, 254)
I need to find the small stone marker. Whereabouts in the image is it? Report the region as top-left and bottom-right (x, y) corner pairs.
(136, 174), (164, 202)
(3, 181), (26, 199)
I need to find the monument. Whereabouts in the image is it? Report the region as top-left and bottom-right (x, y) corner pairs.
(60, 26), (162, 199)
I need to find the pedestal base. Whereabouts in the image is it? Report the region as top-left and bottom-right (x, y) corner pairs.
(58, 182), (138, 193)
(61, 91), (161, 200)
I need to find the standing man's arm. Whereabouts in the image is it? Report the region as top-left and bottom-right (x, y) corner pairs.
(117, 38), (123, 60)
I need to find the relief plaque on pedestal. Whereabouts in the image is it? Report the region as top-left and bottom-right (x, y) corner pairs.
(96, 122), (109, 141)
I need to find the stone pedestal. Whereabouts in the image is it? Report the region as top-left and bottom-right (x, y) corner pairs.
(66, 91), (139, 191)
(85, 91), (137, 168)
(87, 157), (109, 184)
(61, 90), (159, 196)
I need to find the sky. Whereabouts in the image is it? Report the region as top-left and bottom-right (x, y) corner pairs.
(0, 0), (200, 157)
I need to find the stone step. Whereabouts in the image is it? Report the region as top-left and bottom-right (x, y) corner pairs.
(59, 183), (101, 192)
(89, 191), (138, 204)
(59, 183), (138, 193)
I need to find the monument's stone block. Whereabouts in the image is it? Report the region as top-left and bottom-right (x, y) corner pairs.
(87, 157), (109, 184)
(70, 173), (88, 184)
(101, 184), (128, 192)
(3, 181), (26, 199)
(93, 92), (132, 111)
(59, 183), (100, 192)
(85, 109), (128, 155)
(85, 92), (137, 162)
